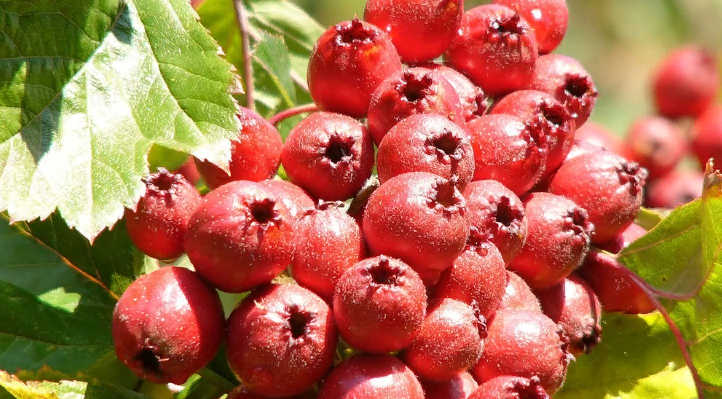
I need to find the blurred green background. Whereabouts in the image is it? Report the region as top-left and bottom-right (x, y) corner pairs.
(291, 0), (722, 135)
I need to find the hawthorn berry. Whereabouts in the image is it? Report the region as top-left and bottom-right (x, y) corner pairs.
(574, 122), (623, 155)
(691, 105), (722, 169)
(623, 116), (687, 180)
(645, 171), (704, 209)
(422, 63), (492, 121)
(420, 372), (479, 399)
(258, 179), (315, 220)
(596, 223), (647, 254)
(469, 376), (550, 399)
(499, 271), (543, 313)
(494, 0), (569, 54)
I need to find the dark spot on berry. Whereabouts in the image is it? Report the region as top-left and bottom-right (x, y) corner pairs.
(250, 199), (277, 224)
(288, 308), (311, 339)
(338, 18), (374, 44)
(495, 196), (517, 227)
(541, 102), (567, 127)
(564, 75), (592, 98)
(369, 258), (400, 285)
(491, 13), (525, 36)
(325, 137), (353, 164)
(135, 347), (162, 377)
(400, 72), (434, 102)
(431, 131), (460, 156)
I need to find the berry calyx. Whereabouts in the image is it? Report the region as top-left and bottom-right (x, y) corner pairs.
(494, 0), (569, 54)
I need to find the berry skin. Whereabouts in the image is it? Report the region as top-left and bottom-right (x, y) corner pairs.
(547, 151), (648, 244)
(318, 354), (425, 399)
(362, 172), (470, 285)
(226, 386), (314, 399)
(125, 168), (201, 260)
(377, 114), (475, 190)
(622, 116), (687, 180)
(422, 63), (492, 122)
(645, 171), (704, 209)
(526, 54), (599, 128)
(364, 0), (463, 64)
(420, 371), (479, 399)
(691, 105), (722, 170)
(653, 46), (720, 119)
(494, 0), (568, 54)
(469, 376), (550, 399)
(446, 4), (538, 97)
(510, 193), (593, 289)
(535, 274), (602, 355)
(401, 298), (487, 381)
(492, 90), (575, 181)
(463, 180), (528, 263)
(112, 267), (224, 385)
(258, 179), (315, 220)
(574, 122), (623, 155)
(466, 114), (548, 196)
(333, 256), (427, 353)
(173, 158), (201, 186)
(281, 112), (375, 201)
(367, 67), (464, 145)
(308, 19), (402, 118)
(194, 108), (282, 189)
(184, 181), (296, 293)
(291, 201), (366, 302)
(226, 284), (337, 398)
(498, 271), (543, 313)
(472, 309), (571, 394)
(596, 223), (646, 254)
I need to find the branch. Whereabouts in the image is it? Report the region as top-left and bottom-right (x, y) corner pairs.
(269, 104), (320, 126)
(232, 0), (255, 110)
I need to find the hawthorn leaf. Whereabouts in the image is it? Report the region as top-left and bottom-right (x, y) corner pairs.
(0, 370), (150, 399)
(0, 0), (242, 241)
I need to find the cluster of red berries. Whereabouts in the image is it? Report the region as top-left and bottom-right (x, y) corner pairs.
(115, 0), (720, 398)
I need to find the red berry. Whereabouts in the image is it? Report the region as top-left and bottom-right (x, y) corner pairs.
(469, 376), (550, 399)
(623, 116), (687, 180)
(574, 122), (622, 155)
(258, 179), (315, 220)
(446, 5), (538, 97)
(472, 309), (571, 394)
(401, 298), (487, 381)
(691, 105), (722, 169)
(184, 181), (295, 292)
(362, 172), (470, 284)
(499, 271), (542, 312)
(422, 63), (492, 122)
(194, 108), (283, 189)
(420, 372), (479, 399)
(510, 193), (593, 289)
(308, 19), (402, 118)
(493, 0), (568, 54)
(463, 180), (528, 263)
(364, 0), (463, 63)
(112, 267), (224, 385)
(526, 54), (598, 128)
(318, 354), (425, 399)
(281, 112), (375, 201)
(226, 284), (337, 398)
(535, 274), (602, 355)
(333, 256), (427, 353)
(547, 151), (647, 244)
(125, 168), (201, 260)
(645, 170), (704, 209)
(367, 67), (464, 145)
(653, 46), (720, 119)
(173, 158), (201, 186)
(227, 386), (314, 399)
(596, 223), (646, 254)
(377, 114), (475, 190)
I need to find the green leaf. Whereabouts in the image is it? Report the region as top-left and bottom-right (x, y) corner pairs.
(0, 370), (151, 399)
(0, 0), (242, 241)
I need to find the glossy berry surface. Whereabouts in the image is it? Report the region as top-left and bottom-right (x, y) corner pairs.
(194, 108), (282, 189)
(423, 63), (491, 122)
(308, 19), (402, 118)
(494, 0), (568, 54)
(469, 375), (550, 399)
(446, 4), (538, 96)
(645, 171), (704, 209)
(420, 371), (479, 399)
(510, 193), (593, 289)
(574, 122), (623, 155)
(377, 114), (475, 190)
(281, 112), (374, 201)
(258, 179), (315, 220)
(691, 105), (722, 170)
(184, 181), (295, 292)
(125, 168), (201, 260)
(333, 256), (427, 353)
(227, 284), (337, 398)
(112, 267), (224, 385)
(623, 116), (687, 180)
(364, 0), (463, 63)
(498, 271), (543, 313)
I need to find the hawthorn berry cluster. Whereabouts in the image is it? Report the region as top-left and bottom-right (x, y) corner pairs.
(114, 0), (720, 398)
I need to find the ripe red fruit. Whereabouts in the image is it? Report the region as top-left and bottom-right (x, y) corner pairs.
(446, 4), (538, 96)
(258, 179), (315, 220)
(367, 67), (464, 145)
(362, 172), (470, 284)
(492, 90), (575, 180)
(691, 105), (722, 169)
(226, 284), (337, 398)
(421, 371), (479, 399)
(333, 256), (427, 353)
(125, 168), (201, 260)
(466, 114), (547, 196)
(535, 274), (602, 355)
(377, 114), (475, 190)
(463, 180), (528, 263)
(469, 376), (550, 399)
(653, 46), (720, 119)
(510, 193), (593, 289)
(281, 112), (374, 201)
(574, 122), (623, 155)
(645, 171), (704, 209)
(364, 0), (463, 63)
(226, 386), (314, 399)
(498, 271), (542, 312)
(494, 0), (568, 54)
(547, 151), (648, 244)
(112, 267), (224, 385)
(596, 223), (646, 254)
(623, 116), (687, 180)
(318, 354), (425, 399)
(526, 54), (599, 128)
(308, 19), (402, 118)
(174, 158), (201, 186)
(184, 181), (295, 292)
(472, 309), (571, 394)
(194, 108), (283, 189)
(401, 298), (487, 381)
(422, 63), (492, 122)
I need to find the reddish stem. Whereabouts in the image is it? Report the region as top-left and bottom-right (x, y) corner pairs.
(232, 0), (255, 110)
(269, 104), (320, 126)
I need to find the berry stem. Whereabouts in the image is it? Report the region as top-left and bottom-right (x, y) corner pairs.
(232, 0), (255, 111)
(269, 104), (320, 126)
